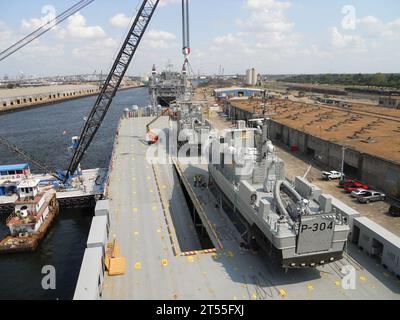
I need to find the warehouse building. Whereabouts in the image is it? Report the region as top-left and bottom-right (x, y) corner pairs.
(213, 87), (264, 101)
(379, 96), (400, 109)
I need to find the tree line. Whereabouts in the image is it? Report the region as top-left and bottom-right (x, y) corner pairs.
(277, 73), (400, 89)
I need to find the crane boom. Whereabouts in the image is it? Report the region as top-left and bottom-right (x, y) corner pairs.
(64, 0), (160, 183)
(146, 108), (171, 132)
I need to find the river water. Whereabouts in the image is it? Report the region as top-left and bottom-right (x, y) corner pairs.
(0, 87), (149, 300)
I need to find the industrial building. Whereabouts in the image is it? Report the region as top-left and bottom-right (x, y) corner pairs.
(213, 87), (264, 101)
(379, 96), (400, 109)
(223, 98), (400, 198)
(0, 85), (99, 111)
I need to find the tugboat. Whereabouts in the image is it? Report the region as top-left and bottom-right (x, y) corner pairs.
(0, 178), (59, 253)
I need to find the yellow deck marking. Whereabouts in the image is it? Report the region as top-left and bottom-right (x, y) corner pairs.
(161, 259), (168, 267)
(334, 281), (341, 286)
(134, 231), (139, 236)
(279, 289), (287, 297)
(233, 296), (238, 300)
(187, 256), (194, 263)
(359, 276), (367, 282)
(157, 229), (161, 233)
(307, 284), (314, 291)
(134, 262), (142, 270)
(133, 208), (139, 213)
(252, 293), (257, 300)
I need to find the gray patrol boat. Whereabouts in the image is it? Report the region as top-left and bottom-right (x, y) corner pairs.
(208, 119), (350, 268)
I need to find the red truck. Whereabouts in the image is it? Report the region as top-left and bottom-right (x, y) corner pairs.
(343, 181), (369, 193)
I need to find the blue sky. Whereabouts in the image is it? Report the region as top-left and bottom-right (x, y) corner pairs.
(1, 0), (399, 77)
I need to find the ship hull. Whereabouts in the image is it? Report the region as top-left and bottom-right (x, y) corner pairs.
(157, 96), (176, 107)
(209, 164), (346, 268)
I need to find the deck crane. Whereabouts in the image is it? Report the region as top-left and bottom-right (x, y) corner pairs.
(145, 108), (173, 145)
(63, 0), (160, 184)
(0, 0), (160, 187)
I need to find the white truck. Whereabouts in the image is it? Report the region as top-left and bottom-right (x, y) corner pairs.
(322, 170), (343, 180)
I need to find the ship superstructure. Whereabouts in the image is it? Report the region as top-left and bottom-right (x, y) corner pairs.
(208, 120), (350, 268)
(174, 100), (212, 149)
(149, 64), (192, 107)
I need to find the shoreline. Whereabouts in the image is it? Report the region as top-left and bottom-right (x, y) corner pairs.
(0, 85), (147, 116)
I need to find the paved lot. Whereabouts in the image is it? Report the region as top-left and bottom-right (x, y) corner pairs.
(274, 142), (400, 237)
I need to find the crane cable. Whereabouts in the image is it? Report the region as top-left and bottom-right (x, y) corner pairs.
(0, 136), (60, 180)
(0, 0), (95, 62)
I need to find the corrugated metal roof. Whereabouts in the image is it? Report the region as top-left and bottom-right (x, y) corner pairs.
(213, 87), (264, 93)
(0, 163), (29, 172)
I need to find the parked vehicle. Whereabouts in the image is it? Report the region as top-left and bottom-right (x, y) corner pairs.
(350, 189), (369, 198)
(356, 191), (386, 203)
(322, 171), (343, 180)
(344, 182), (369, 193)
(389, 204), (400, 217)
(339, 178), (352, 187)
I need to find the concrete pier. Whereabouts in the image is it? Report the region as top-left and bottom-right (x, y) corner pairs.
(0, 84), (143, 114)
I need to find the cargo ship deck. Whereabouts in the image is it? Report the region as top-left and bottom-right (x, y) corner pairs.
(101, 116), (400, 300)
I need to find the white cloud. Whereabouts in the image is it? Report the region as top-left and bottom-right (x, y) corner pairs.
(109, 13), (132, 28)
(358, 15), (400, 40)
(142, 29), (177, 49)
(159, 0), (180, 7)
(0, 21), (14, 48)
(245, 0), (291, 11)
(24, 43), (64, 58)
(238, 0), (293, 32)
(213, 33), (237, 46)
(0, 20), (64, 59)
(58, 12), (106, 39)
(22, 17), (50, 31)
(72, 37), (117, 60)
(210, 0), (298, 68)
(330, 27), (365, 50)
